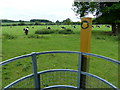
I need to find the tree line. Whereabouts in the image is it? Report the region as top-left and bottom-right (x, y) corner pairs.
(1, 19), (80, 26)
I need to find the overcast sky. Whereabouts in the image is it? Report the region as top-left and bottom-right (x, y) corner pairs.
(0, 0), (93, 22)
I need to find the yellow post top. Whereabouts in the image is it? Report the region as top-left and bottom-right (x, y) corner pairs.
(80, 17), (92, 54)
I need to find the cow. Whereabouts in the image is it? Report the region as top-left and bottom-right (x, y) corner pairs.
(106, 25), (110, 28)
(23, 27), (29, 35)
(61, 27), (66, 29)
(92, 26), (94, 28)
(96, 25), (100, 28)
(47, 27), (51, 29)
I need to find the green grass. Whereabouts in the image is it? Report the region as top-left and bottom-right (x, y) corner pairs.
(1, 25), (119, 88)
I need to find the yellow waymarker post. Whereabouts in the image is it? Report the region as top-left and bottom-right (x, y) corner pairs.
(80, 17), (92, 89)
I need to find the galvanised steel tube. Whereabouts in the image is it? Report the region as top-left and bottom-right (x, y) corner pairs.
(31, 52), (40, 89)
(0, 53), (32, 66)
(82, 52), (120, 65)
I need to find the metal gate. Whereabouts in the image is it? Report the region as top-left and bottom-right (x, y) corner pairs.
(0, 51), (120, 89)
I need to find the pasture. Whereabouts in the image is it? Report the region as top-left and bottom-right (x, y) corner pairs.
(1, 25), (119, 88)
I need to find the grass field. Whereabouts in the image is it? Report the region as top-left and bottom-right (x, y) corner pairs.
(1, 25), (119, 88)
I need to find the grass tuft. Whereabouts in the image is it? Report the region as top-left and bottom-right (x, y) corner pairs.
(35, 29), (74, 34)
(58, 29), (74, 34)
(27, 34), (45, 39)
(35, 29), (55, 34)
(3, 33), (17, 39)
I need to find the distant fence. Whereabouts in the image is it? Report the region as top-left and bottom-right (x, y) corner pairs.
(0, 51), (120, 89)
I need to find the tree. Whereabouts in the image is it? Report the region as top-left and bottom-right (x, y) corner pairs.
(1, 19), (15, 22)
(62, 18), (72, 25)
(30, 19), (52, 23)
(34, 21), (40, 25)
(56, 20), (61, 25)
(18, 20), (25, 26)
(72, 2), (120, 35)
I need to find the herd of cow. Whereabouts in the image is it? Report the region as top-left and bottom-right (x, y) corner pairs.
(92, 25), (111, 28)
(22, 25), (111, 35)
(22, 26), (76, 35)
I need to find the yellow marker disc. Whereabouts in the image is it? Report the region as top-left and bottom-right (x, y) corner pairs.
(81, 21), (89, 29)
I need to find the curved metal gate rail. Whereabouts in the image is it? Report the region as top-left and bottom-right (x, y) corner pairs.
(0, 51), (120, 89)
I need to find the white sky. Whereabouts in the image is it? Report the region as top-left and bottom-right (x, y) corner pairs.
(0, 0), (93, 22)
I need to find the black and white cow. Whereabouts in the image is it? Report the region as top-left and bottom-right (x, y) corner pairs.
(23, 27), (29, 35)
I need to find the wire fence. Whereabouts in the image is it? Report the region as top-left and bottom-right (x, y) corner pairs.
(10, 76), (34, 88)
(40, 70), (78, 88)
